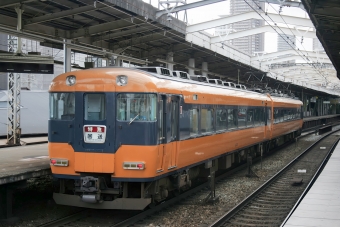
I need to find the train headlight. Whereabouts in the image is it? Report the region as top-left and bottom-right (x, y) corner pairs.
(66, 75), (76, 86)
(117, 75), (128, 86)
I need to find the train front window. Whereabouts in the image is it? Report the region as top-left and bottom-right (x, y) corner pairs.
(84, 94), (106, 121)
(49, 92), (75, 120)
(117, 93), (157, 121)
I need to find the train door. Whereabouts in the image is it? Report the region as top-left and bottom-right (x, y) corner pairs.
(157, 95), (167, 171)
(168, 96), (180, 169)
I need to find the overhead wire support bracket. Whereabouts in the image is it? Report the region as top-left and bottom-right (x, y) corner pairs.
(155, 0), (225, 19)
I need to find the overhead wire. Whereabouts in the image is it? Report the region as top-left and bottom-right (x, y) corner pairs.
(265, 1), (329, 83)
(244, 0), (330, 86)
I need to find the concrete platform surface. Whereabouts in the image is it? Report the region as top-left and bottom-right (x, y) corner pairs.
(303, 114), (340, 122)
(0, 143), (49, 185)
(0, 136), (47, 147)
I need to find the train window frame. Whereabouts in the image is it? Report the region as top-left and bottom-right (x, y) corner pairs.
(227, 107), (238, 130)
(84, 93), (106, 121)
(273, 107), (303, 124)
(116, 93), (157, 122)
(216, 108), (227, 132)
(246, 108), (254, 127)
(254, 107), (265, 126)
(267, 107), (271, 125)
(189, 108), (199, 137)
(49, 92), (75, 120)
(200, 108), (214, 134)
(274, 108), (279, 124)
(238, 106), (247, 129)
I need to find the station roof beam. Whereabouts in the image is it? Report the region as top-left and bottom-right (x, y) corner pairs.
(24, 4), (108, 25)
(301, 0), (340, 79)
(210, 25), (316, 43)
(156, 0), (226, 18)
(0, 0), (37, 8)
(187, 11), (313, 33)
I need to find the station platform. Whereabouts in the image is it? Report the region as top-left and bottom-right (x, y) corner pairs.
(302, 114), (340, 131)
(0, 142), (49, 186)
(283, 133), (340, 227)
(0, 136), (47, 148)
(303, 114), (340, 122)
(0, 139), (49, 219)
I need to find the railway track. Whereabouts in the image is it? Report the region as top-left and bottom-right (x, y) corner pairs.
(209, 130), (340, 227)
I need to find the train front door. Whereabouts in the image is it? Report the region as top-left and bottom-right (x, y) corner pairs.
(157, 95), (179, 171)
(157, 95), (166, 171)
(168, 96), (179, 169)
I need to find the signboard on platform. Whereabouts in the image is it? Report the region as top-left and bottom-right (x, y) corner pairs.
(0, 62), (54, 74)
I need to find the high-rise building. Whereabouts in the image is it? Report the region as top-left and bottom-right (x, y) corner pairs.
(277, 34), (295, 52)
(277, 34), (296, 63)
(228, 0), (265, 56)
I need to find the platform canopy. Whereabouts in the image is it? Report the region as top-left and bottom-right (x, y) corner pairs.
(302, 0), (340, 79)
(0, 0), (338, 97)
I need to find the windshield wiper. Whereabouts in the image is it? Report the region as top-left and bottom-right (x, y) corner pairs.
(128, 113), (140, 125)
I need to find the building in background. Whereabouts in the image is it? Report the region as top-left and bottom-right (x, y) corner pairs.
(277, 34), (295, 52)
(277, 34), (296, 63)
(228, 0), (265, 56)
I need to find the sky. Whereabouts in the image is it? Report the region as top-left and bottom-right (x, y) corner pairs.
(143, 0), (314, 55)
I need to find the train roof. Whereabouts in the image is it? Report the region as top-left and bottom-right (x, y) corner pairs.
(50, 67), (302, 107)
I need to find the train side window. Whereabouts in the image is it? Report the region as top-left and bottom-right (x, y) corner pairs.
(267, 108), (271, 125)
(279, 109), (284, 122)
(254, 108), (261, 126)
(238, 107), (246, 128)
(282, 109), (286, 121)
(216, 109), (227, 131)
(247, 108), (254, 127)
(227, 108), (237, 129)
(50, 92), (75, 120)
(84, 93), (106, 121)
(201, 108), (214, 133)
(274, 108), (279, 123)
(116, 93), (157, 121)
(288, 109), (292, 120)
(190, 109), (199, 136)
(170, 100), (178, 140)
(293, 108), (297, 119)
(261, 108), (265, 125)
(159, 100), (164, 141)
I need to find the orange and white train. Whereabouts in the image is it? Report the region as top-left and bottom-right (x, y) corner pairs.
(48, 67), (303, 209)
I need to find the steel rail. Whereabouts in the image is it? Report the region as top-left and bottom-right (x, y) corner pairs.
(36, 209), (89, 227)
